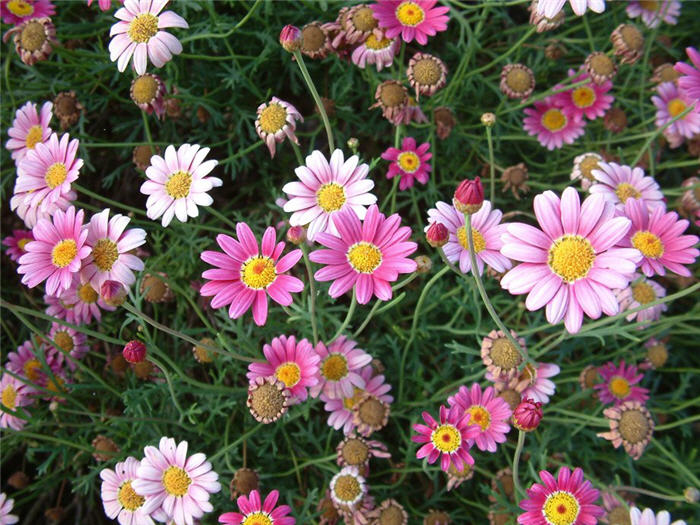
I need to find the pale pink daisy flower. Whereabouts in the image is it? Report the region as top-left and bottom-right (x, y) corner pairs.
(310, 204), (417, 305)
(629, 507), (687, 525)
(108, 0), (188, 75)
(615, 273), (667, 326)
(651, 82), (700, 139)
(397, 96), (429, 125)
(621, 197), (699, 277)
(100, 456), (164, 525)
(88, 0), (122, 11)
(283, 149), (377, 242)
(133, 437), (221, 525)
(412, 404), (479, 473)
(594, 360), (649, 407)
(523, 97), (586, 150)
(58, 276), (116, 325)
(0, 374), (32, 431)
(554, 69), (614, 121)
(0, 493), (18, 525)
(590, 162), (664, 212)
(311, 336), (373, 399)
(500, 187), (643, 333)
(199, 222), (303, 326)
(141, 144), (222, 227)
(246, 335), (320, 404)
(674, 47), (700, 101)
(519, 362), (561, 405)
(370, 0), (449, 45)
(447, 383), (512, 453)
(0, 0), (55, 25)
(47, 322), (88, 370)
(6, 339), (61, 391)
(2, 229), (33, 262)
(18, 206), (91, 296)
(5, 100), (52, 164)
(219, 489), (295, 525)
(536, 0), (605, 18)
(44, 289), (76, 321)
(255, 97), (303, 159)
(351, 32), (400, 72)
(381, 137), (432, 190)
(598, 400), (654, 460)
(570, 152), (603, 191)
(626, 1), (680, 28)
(10, 188), (76, 229)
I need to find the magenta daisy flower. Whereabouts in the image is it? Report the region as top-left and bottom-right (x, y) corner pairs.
(629, 507), (686, 525)
(283, 149), (377, 242)
(219, 489), (295, 525)
(351, 32), (400, 72)
(5, 100), (52, 164)
(2, 229), (33, 262)
(447, 383), (512, 453)
(18, 206), (91, 296)
(616, 273), (667, 326)
(310, 204), (417, 305)
(675, 47), (700, 101)
(518, 466), (604, 525)
(589, 162), (664, 212)
(594, 360), (649, 406)
(0, 493), (18, 525)
(626, 0), (680, 28)
(100, 456), (164, 525)
(310, 336), (372, 399)
(0, 374), (32, 431)
(500, 187), (642, 334)
(381, 137), (432, 190)
(6, 339), (61, 391)
(109, 0), (188, 75)
(621, 197), (699, 277)
(133, 437), (221, 525)
(425, 200), (512, 276)
(370, 0), (449, 45)
(0, 0), (55, 25)
(58, 276), (115, 325)
(523, 97), (586, 150)
(554, 69), (614, 121)
(47, 322), (88, 370)
(651, 82), (700, 140)
(519, 362), (561, 405)
(412, 404), (479, 473)
(200, 222), (303, 326)
(141, 144), (222, 227)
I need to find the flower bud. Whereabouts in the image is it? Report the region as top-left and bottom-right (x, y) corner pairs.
(684, 487), (700, 503)
(123, 340), (146, 364)
(100, 280), (126, 306)
(279, 25), (303, 53)
(347, 137), (359, 154)
(481, 112), (496, 127)
(426, 222), (449, 248)
(454, 177), (484, 214)
(286, 225), (306, 245)
(414, 255), (432, 274)
(513, 398), (543, 432)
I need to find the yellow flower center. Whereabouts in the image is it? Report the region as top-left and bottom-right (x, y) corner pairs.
(457, 226), (486, 254)
(639, 0), (659, 10)
(430, 423), (461, 453)
(609, 376), (631, 399)
(467, 405), (491, 431)
(589, 53), (614, 76)
(632, 282), (656, 304)
(619, 409), (650, 444)
(631, 231), (664, 259)
(240, 256), (277, 289)
(275, 362), (301, 388)
(572, 86), (596, 108)
(321, 354), (348, 381)
(117, 480), (145, 511)
(412, 58), (441, 86)
(53, 331), (74, 352)
(364, 34), (392, 50)
(340, 438), (370, 465)
(17, 238), (31, 252)
(45, 163), (68, 189)
(1, 384), (18, 409)
(490, 338), (521, 369)
(541, 108), (567, 132)
(395, 1), (425, 26)
(78, 282), (99, 304)
(347, 242), (382, 274)
(316, 182), (346, 213)
(505, 68), (532, 93)
(334, 475), (362, 503)
(242, 512), (273, 525)
(25, 125), (43, 150)
(128, 13), (159, 44)
(92, 238), (119, 272)
(343, 387), (363, 410)
(258, 103), (288, 134)
(131, 75), (158, 104)
(23, 358), (42, 382)
(667, 98), (686, 118)
(542, 491), (580, 525)
(614, 182), (641, 203)
(51, 239), (78, 268)
(162, 466), (191, 497)
(397, 151), (420, 173)
(352, 6), (378, 31)
(165, 170), (192, 199)
(7, 0), (33, 16)
(578, 155), (600, 181)
(547, 235), (595, 283)
(20, 20), (46, 52)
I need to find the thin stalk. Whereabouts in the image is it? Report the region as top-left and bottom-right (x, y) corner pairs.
(291, 139), (305, 166)
(485, 124), (496, 203)
(331, 294), (357, 342)
(512, 430), (526, 500)
(292, 50), (335, 152)
(207, 205), (237, 231)
(301, 245), (319, 344)
(611, 486), (686, 503)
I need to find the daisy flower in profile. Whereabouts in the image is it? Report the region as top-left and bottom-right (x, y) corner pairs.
(674, 47), (700, 101)
(100, 456), (163, 525)
(255, 97), (303, 158)
(108, 0), (188, 75)
(500, 187), (642, 334)
(626, 1), (680, 29)
(629, 507), (686, 525)
(310, 204), (417, 305)
(447, 383), (512, 453)
(5, 100), (52, 163)
(246, 335), (320, 404)
(517, 466), (604, 525)
(590, 162), (664, 212)
(570, 152), (603, 191)
(598, 400), (654, 460)
(523, 97), (586, 150)
(200, 222), (303, 326)
(0, 374), (32, 431)
(18, 206), (91, 296)
(219, 489), (295, 525)
(59, 277), (115, 324)
(0, 0), (55, 25)
(381, 137), (432, 190)
(651, 82), (700, 140)
(554, 69), (614, 121)
(616, 274), (667, 326)
(133, 437), (221, 525)
(536, 0), (605, 18)
(141, 144), (221, 227)
(594, 361), (649, 407)
(0, 493), (18, 525)
(310, 336), (372, 399)
(370, 0), (449, 45)
(412, 404), (479, 473)
(351, 33), (400, 72)
(519, 362), (561, 405)
(283, 149), (376, 242)
(2, 229), (33, 262)
(425, 200), (512, 276)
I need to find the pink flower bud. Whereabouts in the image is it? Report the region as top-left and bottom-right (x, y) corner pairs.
(426, 222), (449, 248)
(279, 25), (302, 53)
(513, 398), (543, 432)
(454, 177), (484, 214)
(123, 340), (146, 364)
(286, 225), (306, 245)
(100, 280), (126, 307)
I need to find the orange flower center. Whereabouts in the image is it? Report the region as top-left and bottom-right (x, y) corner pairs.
(240, 256), (277, 289)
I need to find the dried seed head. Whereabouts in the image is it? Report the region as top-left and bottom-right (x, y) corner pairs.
(53, 91), (83, 129)
(604, 107), (628, 133)
(230, 468), (259, 499)
(247, 377), (289, 423)
(91, 434), (120, 461)
(611, 24), (644, 65)
(585, 52), (618, 84)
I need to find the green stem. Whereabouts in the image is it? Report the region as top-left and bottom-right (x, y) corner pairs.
(512, 430), (526, 500)
(147, 355), (186, 422)
(611, 486), (686, 503)
(331, 294), (357, 342)
(292, 50), (335, 152)
(141, 109), (154, 152)
(207, 205), (237, 231)
(632, 102), (696, 166)
(301, 245), (319, 345)
(291, 139), (305, 166)
(485, 125), (496, 204)
(74, 183), (147, 216)
(352, 273), (417, 338)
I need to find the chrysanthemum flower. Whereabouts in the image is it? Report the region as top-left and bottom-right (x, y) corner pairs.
(629, 507), (686, 525)
(6, 339), (61, 391)
(518, 466), (604, 525)
(0, 374), (32, 431)
(529, 0), (565, 32)
(18, 206), (91, 296)
(536, 0), (604, 17)
(626, 0), (680, 28)
(523, 97), (586, 150)
(447, 383), (512, 452)
(46, 322), (88, 371)
(426, 200), (511, 276)
(381, 137), (432, 190)
(397, 96), (429, 125)
(589, 162), (664, 212)
(370, 0), (449, 45)
(100, 456), (164, 525)
(341, 3), (381, 44)
(300, 21), (330, 59)
(310, 336), (372, 399)
(594, 361), (649, 407)
(108, 0), (188, 75)
(283, 149), (376, 241)
(53, 91), (83, 130)
(611, 23), (644, 65)
(200, 223), (303, 326)
(5, 100), (52, 164)
(652, 82), (700, 140)
(329, 466), (367, 513)
(59, 276), (115, 324)
(351, 32), (399, 72)
(570, 152), (602, 191)
(246, 335), (320, 404)
(365, 499), (408, 524)
(674, 47), (700, 101)
(554, 69), (614, 121)
(519, 362), (561, 404)
(446, 462), (474, 491)
(352, 389), (391, 436)
(412, 404), (479, 473)
(2, 229), (33, 263)
(310, 204), (417, 304)
(133, 437), (221, 525)
(407, 52), (447, 100)
(480, 330), (525, 380)
(10, 185), (75, 229)
(598, 400), (654, 460)
(585, 51), (618, 85)
(247, 376), (290, 424)
(616, 274), (667, 325)
(336, 434), (390, 470)
(255, 97), (303, 158)
(371, 80), (409, 125)
(5, 16), (57, 65)
(130, 73), (167, 119)
(0, 0), (55, 25)
(500, 63), (535, 99)
(0, 493), (19, 525)
(219, 489), (295, 525)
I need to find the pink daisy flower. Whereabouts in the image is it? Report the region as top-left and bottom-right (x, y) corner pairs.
(651, 82), (700, 139)
(675, 47), (700, 101)
(246, 335), (320, 404)
(370, 0), (449, 46)
(200, 222), (303, 326)
(219, 489), (295, 525)
(44, 289), (76, 321)
(590, 162), (664, 212)
(255, 97), (303, 159)
(626, 1), (681, 28)
(109, 0), (188, 75)
(500, 187), (642, 334)
(425, 199), (512, 276)
(282, 149), (377, 242)
(615, 273), (667, 326)
(523, 97), (586, 150)
(594, 360), (649, 406)
(100, 456), (164, 525)
(6, 339), (61, 391)
(412, 404), (479, 473)
(310, 204), (417, 305)
(2, 229), (33, 262)
(0, 493), (19, 525)
(537, 0), (604, 17)
(351, 32), (400, 72)
(132, 437), (221, 525)
(5, 100), (52, 164)
(620, 197), (699, 277)
(18, 206), (91, 296)
(554, 69), (614, 121)
(397, 96), (429, 125)
(0, 373), (32, 431)
(518, 466), (604, 525)
(311, 337), (372, 400)
(381, 136), (432, 190)
(629, 507), (687, 525)
(0, 0), (55, 25)
(520, 362), (561, 405)
(447, 383), (512, 453)
(88, 0), (122, 11)
(58, 275), (116, 325)
(47, 322), (88, 370)
(10, 188), (76, 229)
(141, 144), (222, 228)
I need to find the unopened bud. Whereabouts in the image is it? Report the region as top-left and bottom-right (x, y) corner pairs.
(347, 137), (359, 154)
(414, 255), (432, 274)
(513, 398), (543, 432)
(426, 222), (449, 248)
(100, 280), (126, 307)
(481, 112), (496, 127)
(279, 25), (303, 53)
(286, 225), (306, 245)
(454, 177), (484, 214)
(123, 340), (146, 364)
(684, 487), (699, 503)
